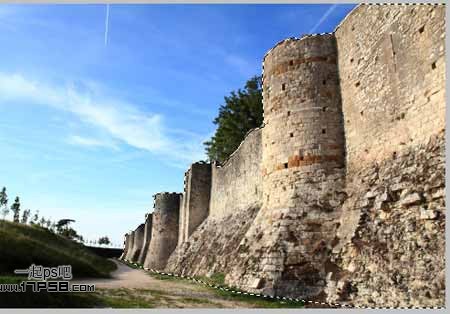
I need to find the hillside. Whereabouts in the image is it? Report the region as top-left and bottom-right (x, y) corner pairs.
(0, 220), (116, 278)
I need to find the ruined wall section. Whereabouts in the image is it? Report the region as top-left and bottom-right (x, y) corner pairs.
(326, 4), (446, 307)
(144, 192), (181, 270)
(138, 213), (153, 264)
(130, 224), (145, 263)
(209, 128), (263, 219)
(124, 230), (135, 261)
(227, 35), (347, 300)
(178, 162), (212, 245)
(119, 233), (130, 260)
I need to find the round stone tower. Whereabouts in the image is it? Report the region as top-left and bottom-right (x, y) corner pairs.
(261, 34), (345, 210)
(130, 223), (145, 262)
(124, 230), (135, 261)
(138, 213), (153, 264)
(229, 34), (347, 300)
(144, 192), (181, 270)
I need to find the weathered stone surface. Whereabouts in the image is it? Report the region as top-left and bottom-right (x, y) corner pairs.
(124, 230), (135, 261)
(144, 193), (181, 270)
(178, 162), (212, 246)
(166, 205), (260, 277)
(129, 223), (145, 263)
(138, 213), (153, 264)
(209, 128), (263, 219)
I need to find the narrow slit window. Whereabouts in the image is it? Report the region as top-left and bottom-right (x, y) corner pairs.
(282, 83), (286, 91)
(432, 62), (437, 70)
(322, 128), (327, 134)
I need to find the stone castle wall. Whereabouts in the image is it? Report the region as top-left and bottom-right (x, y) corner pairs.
(209, 127), (263, 219)
(325, 4), (446, 307)
(129, 223), (145, 263)
(138, 213), (153, 264)
(121, 4), (445, 308)
(178, 162), (212, 246)
(227, 34), (347, 299)
(335, 4), (445, 175)
(143, 193), (181, 269)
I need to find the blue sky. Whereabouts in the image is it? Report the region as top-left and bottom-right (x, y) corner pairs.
(0, 3), (355, 246)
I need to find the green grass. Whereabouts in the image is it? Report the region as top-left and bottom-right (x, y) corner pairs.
(0, 220), (116, 278)
(0, 220), (118, 308)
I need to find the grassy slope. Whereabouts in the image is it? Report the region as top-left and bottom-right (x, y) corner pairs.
(0, 220), (117, 308)
(0, 220), (116, 278)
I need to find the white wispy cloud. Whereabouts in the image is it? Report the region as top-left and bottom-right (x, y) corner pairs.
(309, 4), (338, 34)
(67, 135), (119, 150)
(0, 72), (206, 166)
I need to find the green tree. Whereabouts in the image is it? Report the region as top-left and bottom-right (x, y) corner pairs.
(56, 219), (84, 242)
(21, 209), (31, 224)
(0, 187), (8, 220)
(31, 210), (39, 224)
(98, 236), (111, 245)
(204, 75), (263, 162)
(11, 196), (21, 223)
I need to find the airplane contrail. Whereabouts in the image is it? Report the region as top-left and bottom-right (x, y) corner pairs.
(309, 4), (338, 34)
(104, 4), (110, 46)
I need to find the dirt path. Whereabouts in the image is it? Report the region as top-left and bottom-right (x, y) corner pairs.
(71, 259), (263, 308)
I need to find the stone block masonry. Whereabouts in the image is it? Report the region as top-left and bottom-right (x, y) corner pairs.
(124, 230), (135, 262)
(129, 224), (145, 263)
(144, 192), (182, 270)
(227, 33), (347, 300)
(178, 162), (212, 246)
(209, 127), (263, 219)
(138, 213), (152, 264)
(119, 233), (130, 260)
(121, 3), (445, 308)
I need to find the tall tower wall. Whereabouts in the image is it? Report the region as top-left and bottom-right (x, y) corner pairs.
(178, 162), (212, 246)
(144, 192), (181, 269)
(261, 34), (345, 210)
(228, 34), (347, 300)
(124, 230), (135, 261)
(138, 213), (153, 264)
(129, 223), (145, 263)
(119, 233), (130, 260)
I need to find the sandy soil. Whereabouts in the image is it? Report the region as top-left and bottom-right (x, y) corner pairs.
(71, 259), (259, 308)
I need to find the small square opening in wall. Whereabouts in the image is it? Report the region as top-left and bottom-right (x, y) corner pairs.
(322, 107), (328, 112)
(300, 156), (304, 161)
(322, 128), (327, 134)
(284, 163), (288, 169)
(287, 111), (291, 116)
(289, 60), (294, 66)
(290, 132), (294, 137)
(355, 81), (361, 87)
(282, 83), (286, 91)
(322, 80), (326, 85)
(432, 62), (437, 70)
